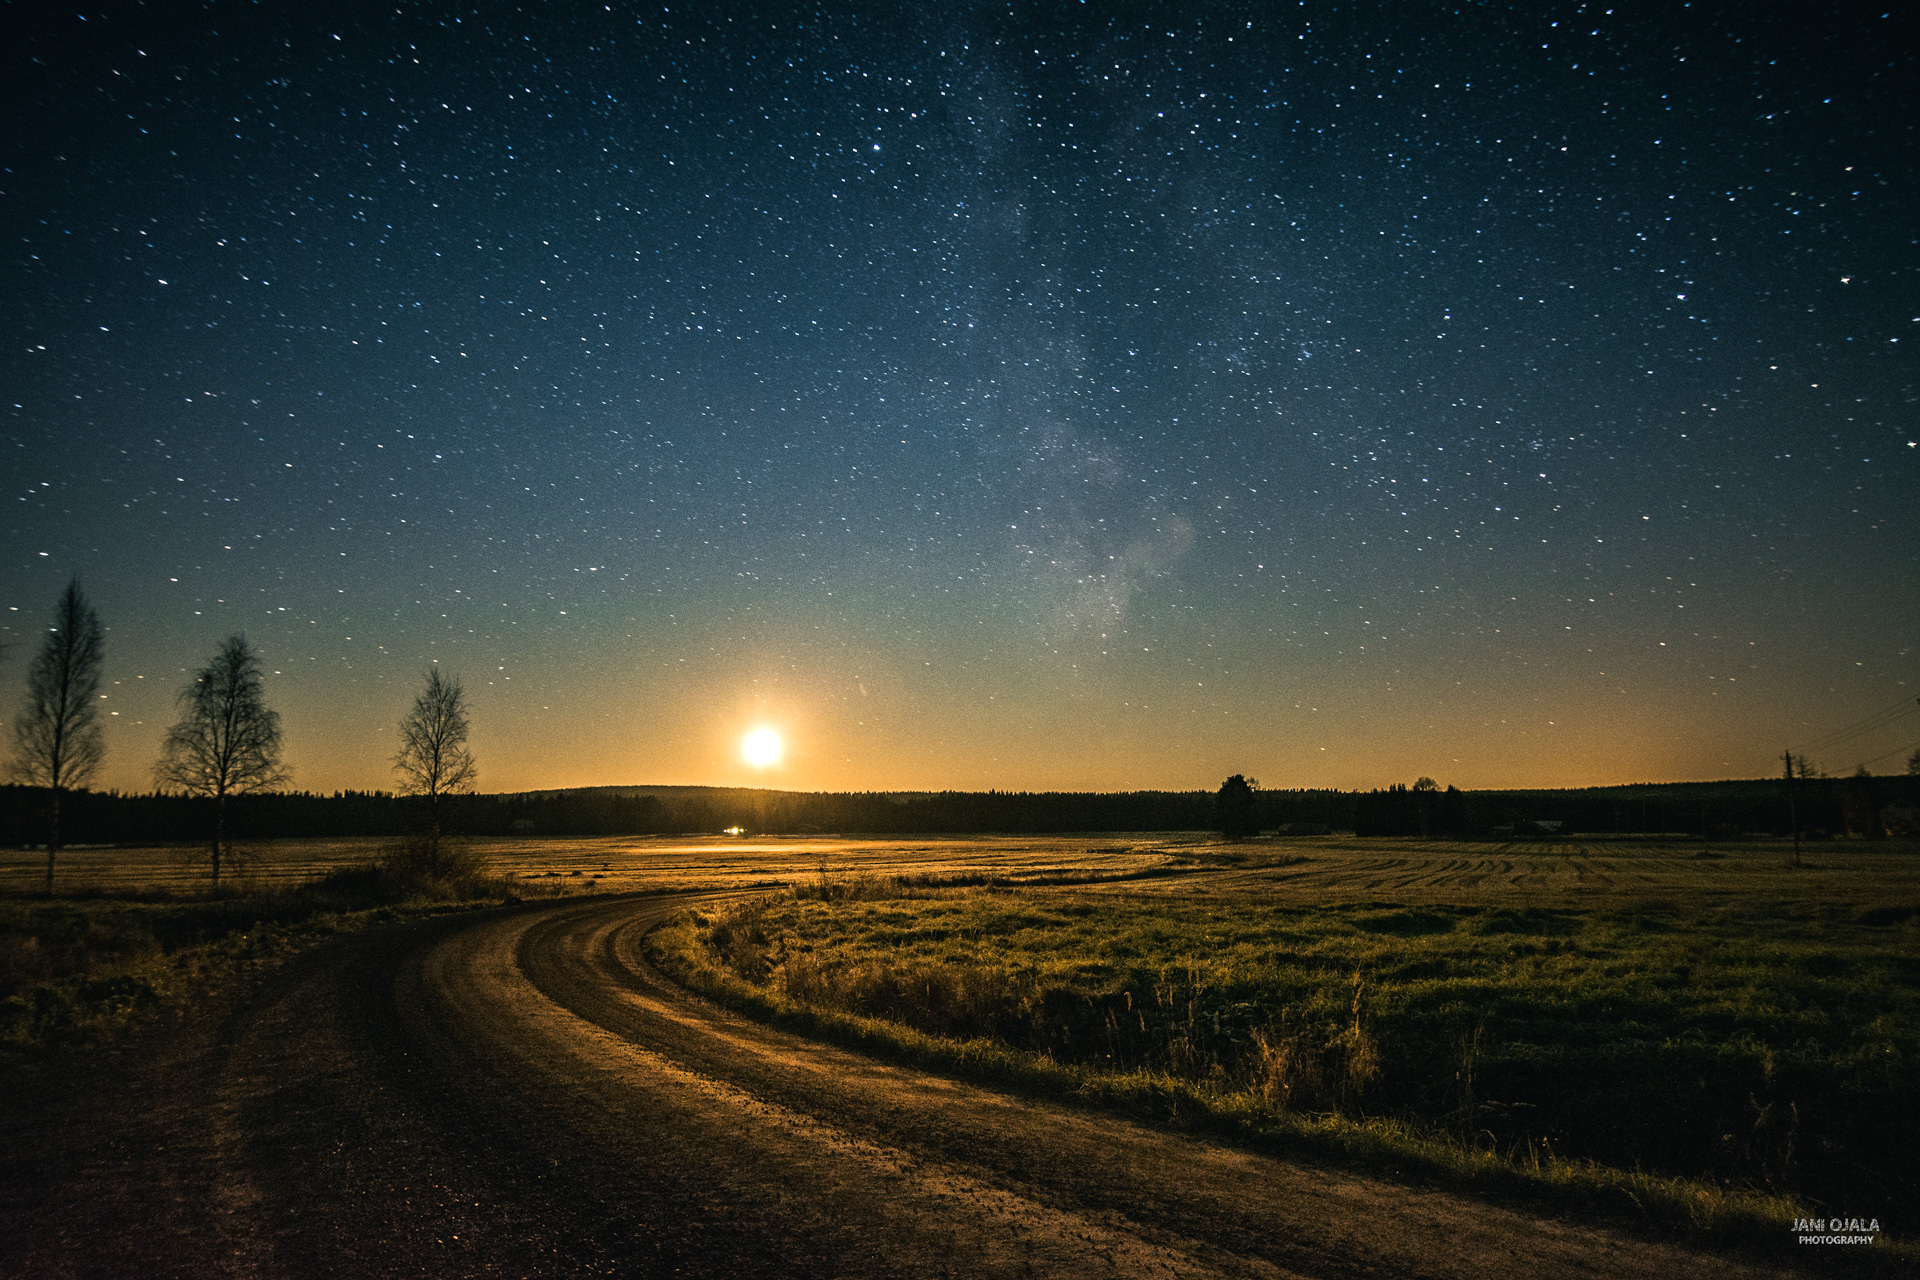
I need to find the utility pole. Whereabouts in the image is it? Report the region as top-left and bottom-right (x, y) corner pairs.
(1783, 749), (1801, 866)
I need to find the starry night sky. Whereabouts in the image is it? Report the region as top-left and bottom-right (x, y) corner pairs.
(5, 3), (1915, 797)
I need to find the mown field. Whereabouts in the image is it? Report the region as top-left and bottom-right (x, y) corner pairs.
(651, 835), (1920, 1234)
(0, 834), (1192, 1054)
(10, 830), (1918, 1240)
(0, 832), (1183, 897)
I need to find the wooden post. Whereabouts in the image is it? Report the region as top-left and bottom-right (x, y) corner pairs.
(1784, 749), (1801, 867)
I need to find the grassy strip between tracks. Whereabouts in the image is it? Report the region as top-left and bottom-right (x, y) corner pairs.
(646, 872), (1920, 1269)
(0, 841), (559, 1058)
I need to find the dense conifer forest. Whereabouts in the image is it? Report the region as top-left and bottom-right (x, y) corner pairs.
(4, 774), (1912, 845)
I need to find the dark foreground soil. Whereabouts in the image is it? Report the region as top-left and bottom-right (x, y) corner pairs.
(0, 892), (1824, 1278)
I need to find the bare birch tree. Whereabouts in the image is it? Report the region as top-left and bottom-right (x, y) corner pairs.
(392, 667), (477, 874)
(8, 580), (106, 895)
(156, 635), (287, 891)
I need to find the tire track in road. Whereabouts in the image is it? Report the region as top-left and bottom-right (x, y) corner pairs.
(480, 893), (1795, 1280)
(423, 895), (1249, 1279)
(5, 894), (1805, 1279)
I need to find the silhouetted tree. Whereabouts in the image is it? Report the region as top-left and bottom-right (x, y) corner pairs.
(1907, 747), (1920, 777)
(1439, 784), (1467, 838)
(156, 635), (287, 890)
(1412, 776), (1439, 836)
(1216, 774), (1259, 839)
(7, 580), (105, 895)
(1844, 766), (1885, 839)
(392, 667), (477, 873)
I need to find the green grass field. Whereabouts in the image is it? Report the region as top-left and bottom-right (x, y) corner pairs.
(10, 830), (1917, 1246)
(0, 832), (1182, 897)
(652, 835), (1920, 1237)
(0, 834), (1190, 1054)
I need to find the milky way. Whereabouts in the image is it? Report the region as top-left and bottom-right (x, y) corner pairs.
(5, 4), (1915, 793)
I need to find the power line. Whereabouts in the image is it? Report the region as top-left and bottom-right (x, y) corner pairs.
(1743, 695), (1920, 778)
(1788, 694), (1920, 756)
(1845, 736), (1920, 773)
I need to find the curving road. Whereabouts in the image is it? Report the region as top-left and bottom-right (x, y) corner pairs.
(4, 893), (1799, 1278)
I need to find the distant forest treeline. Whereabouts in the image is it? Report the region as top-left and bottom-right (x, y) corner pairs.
(4, 774), (1915, 845)
(1347, 776), (1915, 840)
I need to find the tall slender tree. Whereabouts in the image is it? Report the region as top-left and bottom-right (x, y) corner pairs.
(392, 667), (477, 874)
(8, 580), (106, 895)
(156, 635), (287, 891)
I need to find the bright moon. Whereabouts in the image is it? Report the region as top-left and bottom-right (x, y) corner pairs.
(742, 727), (783, 768)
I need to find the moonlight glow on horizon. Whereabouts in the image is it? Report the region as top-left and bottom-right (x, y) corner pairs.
(742, 728), (783, 769)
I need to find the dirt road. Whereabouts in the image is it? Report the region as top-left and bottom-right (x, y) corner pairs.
(2, 893), (1804, 1278)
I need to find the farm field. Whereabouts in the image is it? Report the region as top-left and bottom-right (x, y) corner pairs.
(0, 832), (1200, 898)
(0, 833), (1201, 1056)
(650, 834), (1920, 1231)
(9, 829), (1918, 1236)
(11, 829), (1916, 907)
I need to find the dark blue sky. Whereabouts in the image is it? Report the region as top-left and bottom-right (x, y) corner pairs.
(6, 2), (1915, 794)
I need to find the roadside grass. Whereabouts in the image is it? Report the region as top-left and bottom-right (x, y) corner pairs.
(648, 861), (1920, 1259)
(0, 833), (1190, 1057)
(0, 841), (550, 1056)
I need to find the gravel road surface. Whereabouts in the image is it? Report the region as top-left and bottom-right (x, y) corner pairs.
(2, 893), (1803, 1278)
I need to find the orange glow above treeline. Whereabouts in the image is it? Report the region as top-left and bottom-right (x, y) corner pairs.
(71, 624), (1903, 797)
